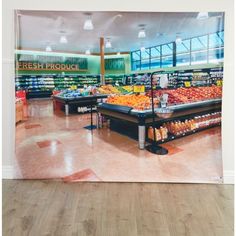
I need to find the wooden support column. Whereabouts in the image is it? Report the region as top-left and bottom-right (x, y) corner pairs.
(100, 37), (105, 85)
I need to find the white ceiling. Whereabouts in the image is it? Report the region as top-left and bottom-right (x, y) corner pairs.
(16, 10), (224, 54)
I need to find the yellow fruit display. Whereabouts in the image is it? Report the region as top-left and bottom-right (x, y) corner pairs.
(98, 85), (121, 94)
(122, 85), (133, 92)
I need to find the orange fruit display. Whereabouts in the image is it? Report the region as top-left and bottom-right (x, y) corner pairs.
(106, 94), (157, 110)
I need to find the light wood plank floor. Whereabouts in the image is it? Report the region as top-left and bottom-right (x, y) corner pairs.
(3, 180), (234, 236)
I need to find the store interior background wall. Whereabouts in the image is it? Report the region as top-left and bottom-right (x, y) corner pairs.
(2, 0), (234, 183)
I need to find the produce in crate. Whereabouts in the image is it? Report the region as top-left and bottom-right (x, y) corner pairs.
(106, 94), (156, 110)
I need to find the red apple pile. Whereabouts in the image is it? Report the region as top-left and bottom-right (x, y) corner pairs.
(146, 86), (222, 105)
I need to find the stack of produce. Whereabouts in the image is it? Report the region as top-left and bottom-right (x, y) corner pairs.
(57, 89), (83, 98)
(122, 86), (133, 93)
(116, 86), (129, 94)
(146, 86), (222, 105)
(57, 87), (97, 98)
(98, 85), (133, 95)
(106, 94), (154, 110)
(173, 86), (222, 101)
(97, 85), (121, 94)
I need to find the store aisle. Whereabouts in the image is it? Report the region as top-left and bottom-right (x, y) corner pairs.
(15, 99), (223, 183)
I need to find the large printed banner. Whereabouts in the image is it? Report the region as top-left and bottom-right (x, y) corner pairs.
(14, 10), (225, 184)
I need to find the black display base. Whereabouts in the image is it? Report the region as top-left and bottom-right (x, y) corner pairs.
(84, 125), (97, 130)
(145, 144), (168, 155)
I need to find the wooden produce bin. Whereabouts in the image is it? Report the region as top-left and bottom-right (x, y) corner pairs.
(15, 99), (24, 123)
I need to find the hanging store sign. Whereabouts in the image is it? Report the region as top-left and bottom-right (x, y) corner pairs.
(16, 61), (82, 71)
(216, 80), (223, 86)
(184, 81), (191, 87)
(105, 58), (125, 70)
(15, 53), (88, 71)
(133, 85), (145, 93)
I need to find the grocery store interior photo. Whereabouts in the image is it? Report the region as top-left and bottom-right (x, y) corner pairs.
(15, 10), (224, 183)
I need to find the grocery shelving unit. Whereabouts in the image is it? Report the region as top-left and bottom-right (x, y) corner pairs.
(104, 74), (125, 85)
(15, 74), (101, 99)
(15, 66), (223, 99)
(147, 122), (221, 145)
(124, 66), (223, 89)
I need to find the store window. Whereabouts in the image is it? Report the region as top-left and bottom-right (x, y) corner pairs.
(131, 51), (141, 70)
(161, 43), (173, 68)
(191, 35), (208, 65)
(176, 39), (190, 66)
(141, 48), (150, 70)
(208, 32), (224, 63)
(209, 32), (224, 48)
(130, 31), (224, 70)
(150, 46), (161, 69)
(208, 48), (224, 63)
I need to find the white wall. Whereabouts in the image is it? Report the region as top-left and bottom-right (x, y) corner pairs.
(2, 0), (234, 183)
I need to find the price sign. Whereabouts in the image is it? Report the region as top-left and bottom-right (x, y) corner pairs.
(184, 81), (191, 87)
(133, 85), (145, 93)
(70, 85), (77, 90)
(216, 80), (223, 86)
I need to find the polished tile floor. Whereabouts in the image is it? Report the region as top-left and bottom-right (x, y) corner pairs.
(15, 99), (223, 183)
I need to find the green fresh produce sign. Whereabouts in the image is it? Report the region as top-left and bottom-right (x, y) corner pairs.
(16, 53), (88, 71)
(105, 58), (125, 71)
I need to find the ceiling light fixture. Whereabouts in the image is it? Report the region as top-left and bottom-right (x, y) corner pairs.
(175, 35), (182, 44)
(60, 35), (68, 44)
(45, 45), (52, 52)
(105, 39), (112, 48)
(138, 28), (146, 38)
(138, 24), (146, 38)
(83, 13), (94, 30)
(117, 52), (121, 56)
(197, 12), (209, 20)
(85, 49), (91, 55)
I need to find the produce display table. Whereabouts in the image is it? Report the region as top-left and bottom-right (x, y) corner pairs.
(97, 99), (222, 149)
(53, 94), (108, 115)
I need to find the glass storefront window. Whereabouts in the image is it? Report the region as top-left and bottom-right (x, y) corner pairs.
(131, 51), (141, 61)
(150, 58), (161, 69)
(131, 31), (224, 71)
(191, 35), (207, 51)
(208, 48), (224, 63)
(162, 43), (173, 56)
(141, 48), (150, 60)
(132, 60), (141, 70)
(151, 46), (161, 58)
(209, 32), (224, 48)
(161, 43), (173, 67)
(191, 51), (207, 65)
(162, 56), (173, 68)
(176, 39), (190, 54)
(141, 59), (150, 70)
(176, 53), (190, 66)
